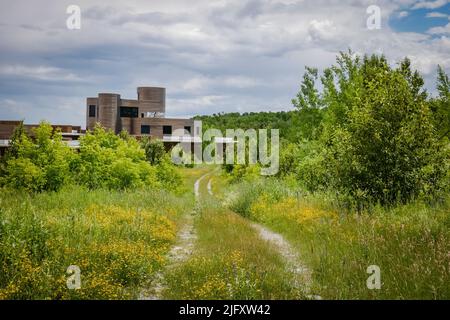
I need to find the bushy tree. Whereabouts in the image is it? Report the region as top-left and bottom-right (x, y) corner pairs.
(74, 125), (160, 190)
(107, 158), (160, 190)
(291, 67), (325, 140)
(141, 137), (166, 165)
(0, 123), (184, 192)
(429, 65), (450, 141)
(0, 122), (74, 192)
(293, 52), (448, 205)
(155, 156), (182, 191)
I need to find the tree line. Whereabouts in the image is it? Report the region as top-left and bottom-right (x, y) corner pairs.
(198, 51), (450, 207)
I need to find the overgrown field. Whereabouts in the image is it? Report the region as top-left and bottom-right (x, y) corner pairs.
(0, 186), (192, 299)
(228, 179), (450, 299)
(164, 197), (305, 299)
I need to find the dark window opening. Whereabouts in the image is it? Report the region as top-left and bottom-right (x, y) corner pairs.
(163, 125), (172, 135)
(184, 126), (191, 134)
(89, 105), (96, 117)
(141, 125), (150, 134)
(141, 113), (144, 118)
(120, 107), (138, 118)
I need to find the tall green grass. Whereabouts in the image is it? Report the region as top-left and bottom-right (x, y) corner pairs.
(163, 203), (305, 299)
(0, 186), (192, 299)
(228, 179), (450, 299)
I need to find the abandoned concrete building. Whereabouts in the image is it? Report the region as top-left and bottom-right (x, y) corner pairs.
(0, 87), (201, 156)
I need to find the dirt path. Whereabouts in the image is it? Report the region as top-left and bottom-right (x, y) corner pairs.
(250, 222), (320, 299)
(139, 172), (209, 300)
(207, 178), (213, 196)
(208, 174), (321, 300)
(142, 168), (319, 300)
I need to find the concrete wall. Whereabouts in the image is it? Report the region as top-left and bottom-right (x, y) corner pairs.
(138, 87), (165, 116)
(86, 97), (98, 131)
(0, 120), (22, 139)
(86, 87), (195, 139)
(139, 118), (194, 138)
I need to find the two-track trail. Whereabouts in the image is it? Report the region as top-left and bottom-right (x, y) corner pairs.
(139, 171), (210, 300)
(141, 167), (319, 299)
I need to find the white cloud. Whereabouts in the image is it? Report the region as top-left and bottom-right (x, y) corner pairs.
(398, 11), (409, 18)
(0, 0), (449, 125)
(0, 65), (83, 82)
(412, 0), (449, 10)
(308, 19), (337, 41)
(426, 12), (448, 18)
(428, 22), (450, 34)
(223, 76), (260, 88)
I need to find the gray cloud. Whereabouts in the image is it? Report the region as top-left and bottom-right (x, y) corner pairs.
(0, 0), (449, 128)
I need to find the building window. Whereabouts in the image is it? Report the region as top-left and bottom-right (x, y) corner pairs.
(120, 107), (138, 118)
(184, 126), (191, 134)
(141, 113), (145, 118)
(89, 105), (96, 117)
(141, 125), (150, 134)
(163, 125), (172, 135)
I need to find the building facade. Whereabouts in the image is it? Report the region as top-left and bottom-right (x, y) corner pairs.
(86, 87), (201, 142)
(0, 86), (201, 156)
(0, 121), (82, 156)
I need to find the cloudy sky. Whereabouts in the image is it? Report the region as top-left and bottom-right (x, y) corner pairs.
(0, 0), (449, 127)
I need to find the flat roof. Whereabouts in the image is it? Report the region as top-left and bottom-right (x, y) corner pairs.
(0, 120), (23, 124)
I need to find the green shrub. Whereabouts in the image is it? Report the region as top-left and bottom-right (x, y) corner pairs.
(3, 158), (45, 192)
(156, 157), (182, 191)
(292, 52), (449, 204)
(229, 178), (291, 217)
(1, 122), (73, 192)
(141, 137), (165, 165)
(74, 125), (177, 190)
(0, 123), (182, 192)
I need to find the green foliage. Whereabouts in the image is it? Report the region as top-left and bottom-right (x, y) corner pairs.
(429, 65), (450, 141)
(73, 125), (177, 190)
(2, 158), (45, 192)
(107, 158), (160, 190)
(229, 178), (291, 217)
(224, 164), (261, 184)
(291, 67), (324, 140)
(1, 122), (73, 192)
(141, 137), (166, 165)
(73, 125), (146, 189)
(289, 52), (449, 205)
(194, 111), (304, 142)
(0, 123), (182, 192)
(155, 156), (182, 191)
